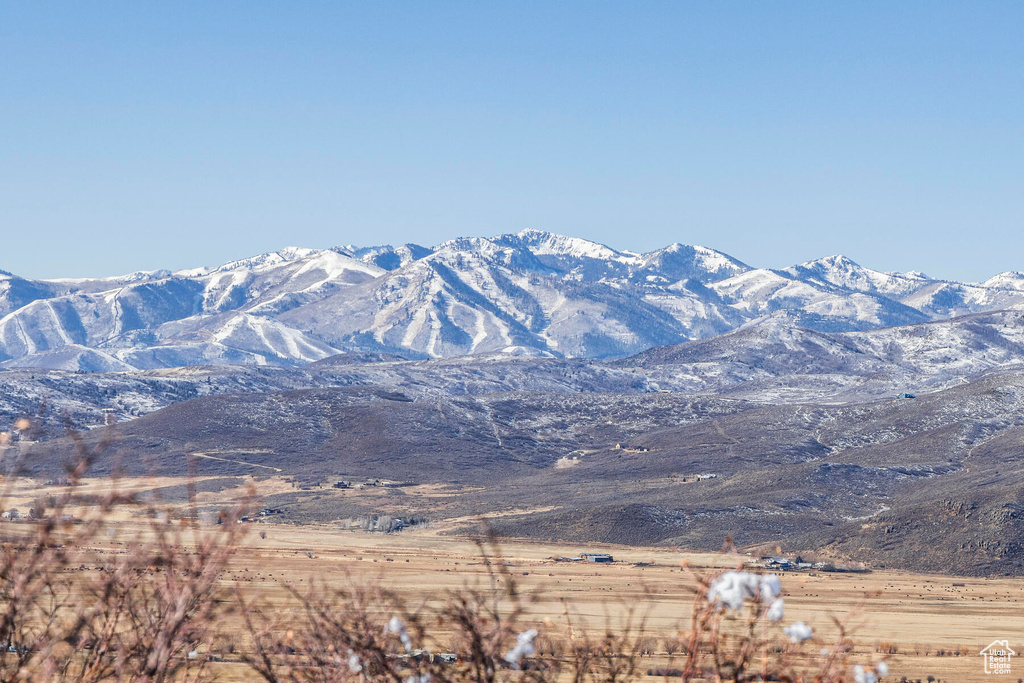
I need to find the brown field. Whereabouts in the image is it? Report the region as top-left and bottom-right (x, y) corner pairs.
(206, 529), (1020, 681)
(4, 475), (1020, 682)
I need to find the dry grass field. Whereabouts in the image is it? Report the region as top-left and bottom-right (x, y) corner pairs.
(3, 474), (1020, 682)
(205, 528), (1020, 682)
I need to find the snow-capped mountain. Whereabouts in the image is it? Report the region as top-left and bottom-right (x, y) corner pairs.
(783, 255), (932, 299)
(1, 230), (1022, 371)
(783, 255), (1024, 320)
(0, 247), (380, 371)
(709, 267), (929, 331)
(625, 309), (1024, 402)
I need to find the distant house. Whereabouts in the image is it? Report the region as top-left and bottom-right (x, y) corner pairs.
(897, 392), (916, 399)
(764, 557), (791, 569)
(580, 552), (614, 563)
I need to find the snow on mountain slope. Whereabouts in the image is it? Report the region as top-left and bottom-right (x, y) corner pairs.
(207, 248), (384, 316)
(8, 310), (1024, 437)
(501, 228), (629, 262)
(900, 281), (1024, 319)
(982, 272), (1024, 291)
(208, 246), (321, 273)
(281, 236), (736, 358)
(115, 313), (340, 369)
(624, 310), (1024, 403)
(781, 257), (1024, 320)
(0, 274), (73, 318)
(636, 243), (749, 283)
(47, 269), (175, 292)
(282, 246), (564, 357)
(783, 255), (931, 299)
(493, 229), (748, 285)
(0, 345), (137, 373)
(0, 248), (376, 368)
(343, 243), (433, 271)
(0, 278), (207, 359)
(2, 231), (1024, 370)
(710, 268), (929, 331)
(847, 310), (1024, 376)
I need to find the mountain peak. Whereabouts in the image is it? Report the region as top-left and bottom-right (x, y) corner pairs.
(982, 271), (1024, 291)
(211, 247), (322, 273)
(497, 230), (628, 261)
(113, 269), (173, 283)
(800, 254), (862, 270)
(892, 270), (930, 281)
(277, 246), (318, 260)
(435, 235), (502, 254)
(340, 243), (432, 271)
(514, 228), (550, 239)
(781, 254), (938, 301)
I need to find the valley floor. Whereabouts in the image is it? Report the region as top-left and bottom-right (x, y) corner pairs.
(2, 475), (1015, 681)
(212, 527), (1017, 682)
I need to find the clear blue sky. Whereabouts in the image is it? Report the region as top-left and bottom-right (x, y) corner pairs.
(2, 2), (1021, 281)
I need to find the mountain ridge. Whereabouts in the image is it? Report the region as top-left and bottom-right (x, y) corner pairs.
(2, 231), (1022, 371)
(6, 302), (1024, 575)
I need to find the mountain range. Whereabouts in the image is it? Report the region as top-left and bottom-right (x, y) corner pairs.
(4, 230), (1024, 371)
(7, 231), (1024, 575)
(15, 313), (1024, 576)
